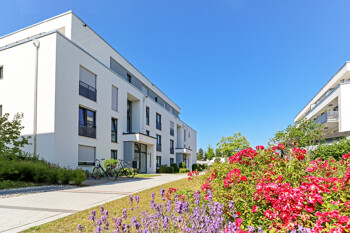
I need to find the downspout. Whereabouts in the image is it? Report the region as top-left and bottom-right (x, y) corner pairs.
(32, 39), (40, 155)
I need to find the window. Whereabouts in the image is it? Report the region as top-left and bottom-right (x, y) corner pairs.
(0, 105), (2, 117)
(79, 66), (97, 101)
(155, 96), (158, 102)
(170, 121), (174, 136)
(146, 130), (150, 136)
(112, 86), (118, 111)
(0, 66), (3, 79)
(111, 118), (118, 142)
(156, 113), (161, 130)
(127, 100), (132, 133)
(146, 107), (150, 125)
(79, 107), (96, 138)
(170, 158), (174, 165)
(170, 139), (174, 154)
(127, 73), (132, 83)
(189, 132), (190, 138)
(184, 129), (186, 141)
(182, 154), (187, 166)
(78, 145), (95, 165)
(156, 156), (161, 168)
(111, 150), (118, 159)
(156, 134), (162, 152)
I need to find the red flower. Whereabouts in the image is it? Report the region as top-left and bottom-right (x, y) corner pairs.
(235, 218), (242, 228)
(305, 204), (315, 213)
(240, 176), (247, 182)
(338, 215), (349, 224)
(252, 205), (258, 213)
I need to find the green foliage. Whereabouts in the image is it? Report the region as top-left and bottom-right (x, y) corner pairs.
(192, 164), (198, 171)
(179, 168), (190, 173)
(159, 165), (175, 173)
(205, 145), (215, 160)
(170, 163), (179, 173)
(271, 117), (324, 149)
(103, 159), (119, 169)
(197, 148), (204, 161)
(0, 159), (86, 185)
(311, 138), (350, 160)
(215, 148), (222, 157)
(216, 132), (250, 157)
(0, 113), (30, 159)
(179, 162), (186, 169)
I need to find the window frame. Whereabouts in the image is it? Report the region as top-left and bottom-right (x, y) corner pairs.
(111, 150), (118, 159)
(111, 118), (118, 143)
(146, 107), (150, 125)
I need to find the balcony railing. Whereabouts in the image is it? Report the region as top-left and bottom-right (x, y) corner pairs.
(156, 122), (162, 130)
(170, 148), (174, 154)
(170, 128), (174, 136)
(79, 81), (97, 102)
(79, 124), (96, 138)
(156, 144), (162, 152)
(314, 111), (339, 125)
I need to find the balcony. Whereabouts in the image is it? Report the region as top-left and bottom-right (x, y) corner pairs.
(314, 111), (339, 125)
(170, 148), (174, 154)
(79, 81), (97, 102)
(156, 144), (162, 152)
(170, 128), (174, 136)
(156, 122), (162, 130)
(79, 124), (96, 138)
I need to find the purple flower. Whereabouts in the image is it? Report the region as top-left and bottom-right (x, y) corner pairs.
(77, 224), (83, 232)
(95, 226), (102, 233)
(96, 219), (102, 226)
(151, 192), (155, 200)
(129, 195), (133, 205)
(135, 195), (140, 203)
(99, 206), (104, 214)
(122, 208), (127, 219)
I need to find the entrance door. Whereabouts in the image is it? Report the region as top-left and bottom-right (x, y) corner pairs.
(134, 143), (147, 173)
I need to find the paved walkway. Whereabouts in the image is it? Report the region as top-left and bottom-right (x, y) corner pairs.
(0, 174), (187, 233)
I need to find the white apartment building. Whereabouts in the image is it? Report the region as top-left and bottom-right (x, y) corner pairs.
(295, 62), (350, 141)
(0, 11), (197, 173)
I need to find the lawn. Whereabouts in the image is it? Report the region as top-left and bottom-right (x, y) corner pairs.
(0, 180), (37, 190)
(23, 177), (201, 233)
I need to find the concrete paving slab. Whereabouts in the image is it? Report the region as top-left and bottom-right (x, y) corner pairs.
(0, 173), (187, 232)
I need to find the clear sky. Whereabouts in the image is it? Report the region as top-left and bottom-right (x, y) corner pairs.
(1, 0), (350, 151)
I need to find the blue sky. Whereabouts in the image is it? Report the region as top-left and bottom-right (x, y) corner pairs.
(2, 0), (350, 151)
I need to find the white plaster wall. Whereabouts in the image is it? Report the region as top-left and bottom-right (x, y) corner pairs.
(0, 12), (72, 48)
(339, 84), (350, 132)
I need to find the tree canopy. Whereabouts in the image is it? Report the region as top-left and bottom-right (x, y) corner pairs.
(216, 132), (250, 157)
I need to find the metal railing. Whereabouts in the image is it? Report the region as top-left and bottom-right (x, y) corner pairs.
(156, 122), (162, 130)
(314, 111), (339, 125)
(156, 144), (162, 152)
(79, 81), (97, 102)
(170, 128), (174, 136)
(79, 124), (96, 138)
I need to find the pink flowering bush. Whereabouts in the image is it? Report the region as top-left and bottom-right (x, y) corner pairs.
(202, 145), (350, 232)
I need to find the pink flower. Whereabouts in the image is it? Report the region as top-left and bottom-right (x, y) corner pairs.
(252, 205), (257, 213)
(235, 218), (242, 228)
(338, 215), (349, 224)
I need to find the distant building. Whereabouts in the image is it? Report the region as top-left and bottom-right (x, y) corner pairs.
(0, 11), (197, 173)
(295, 62), (350, 142)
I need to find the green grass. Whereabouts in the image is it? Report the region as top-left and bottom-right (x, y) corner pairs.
(134, 174), (160, 178)
(0, 180), (37, 190)
(23, 177), (201, 233)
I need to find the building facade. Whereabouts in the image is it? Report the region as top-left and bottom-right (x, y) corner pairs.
(295, 62), (350, 141)
(0, 11), (197, 173)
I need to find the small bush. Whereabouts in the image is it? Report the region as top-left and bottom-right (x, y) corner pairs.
(103, 159), (119, 169)
(179, 162), (186, 169)
(170, 163), (179, 173)
(311, 138), (350, 160)
(192, 164), (198, 171)
(159, 165), (174, 173)
(179, 168), (189, 173)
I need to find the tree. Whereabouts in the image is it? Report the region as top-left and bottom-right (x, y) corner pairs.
(197, 148), (204, 161)
(216, 133), (250, 157)
(215, 148), (222, 157)
(205, 145), (215, 161)
(270, 118), (324, 150)
(0, 113), (30, 159)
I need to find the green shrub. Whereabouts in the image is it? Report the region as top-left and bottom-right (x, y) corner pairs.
(311, 138), (350, 160)
(179, 162), (186, 169)
(170, 163), (179, 173)
(103, 159), (119, 169)
(70, 169), (86, 185)
(192, 164), (198, 171)
(179, 168), (189, 173)
(159, 165), (174, 173)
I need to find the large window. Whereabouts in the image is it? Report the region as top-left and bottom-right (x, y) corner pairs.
(146, 107), (150, 125)
(78, 145), (95, 165)
(156, 156), (161, 168)
(79, 107), (96, 138)
(111, 150), (118, 159)
(170, 139), (174, 154)
(112, 86), (118, 111)
(111, 118), (118, 143)
(156, 113), (161, 130)
(170, 121), (174, 136)
(156, 134), (162, 152)
(79, 66), (97, 101)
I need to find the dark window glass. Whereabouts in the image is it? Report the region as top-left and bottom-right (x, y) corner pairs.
(127, 73), (132, 83)
(146, 130), (150, 136)
(156, 113), (161, 130)
(170, 158), (174, 164)
(111, 150), (118, 159)
(111, 118), (117, 142)
(156, 156), (161, 168)
(0, 66), (3, 79)
(146, 107), (150, 125)
(156, 134), (161, 152)
(79, 107), (96, 138)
